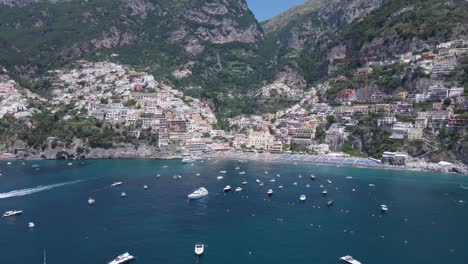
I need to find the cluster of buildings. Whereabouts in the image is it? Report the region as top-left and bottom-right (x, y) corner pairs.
(0, 79), (41, 118)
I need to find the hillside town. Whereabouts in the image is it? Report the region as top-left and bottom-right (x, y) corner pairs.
(0, 39), (467, 173)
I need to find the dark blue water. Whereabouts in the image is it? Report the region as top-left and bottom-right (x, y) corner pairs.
(0, 159), (467, 264)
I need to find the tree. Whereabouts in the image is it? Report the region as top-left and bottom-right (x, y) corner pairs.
(443, 98), (452, 106)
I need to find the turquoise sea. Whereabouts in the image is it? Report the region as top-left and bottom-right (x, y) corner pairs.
(0, 159), (467, 264)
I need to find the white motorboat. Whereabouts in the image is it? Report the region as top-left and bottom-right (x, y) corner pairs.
(327, 179), (332, 184)
(306, 184), (310, 188)
(194, 243), (204, 256)
(310, 175), (316, 180)
(267, 189), (273, 196)
(278, 185), (283, 189)
(143, 185), (148, 190)
(340, 255), (362, 264)
(28, 222), (35, 228)
(239, 171), (246, 175)
(320, 184), (324, 188)
(264, 171), (269, 174)
(67, 162), (73, 166)
(195, 173), (200, 176)
(270, 179), (276, 182)
(369, 183), (375, 187)
(327, 200), (334, 206)
(381, 204), (389, 213)
(2, 210), (23, 218)
(219, 170), (227, 174)
(88, 198), (95, 205)
(235, 187), (242, 192)
(300, 195), (306, 201)
(322, 190), (328, 195)
(276, 174), (281, 178)
(216, 176), (223, 180)
(346, 176), (353, 179)
(242, 181), (248, 185)
(259, 182), (264, 187)
(111, 182), (123, 187)
(182, 158), (195, 164)
(292, 182), (298, 186)
(121, 192), (126, 197)
(298, 174), (302, 178)
(235, 166), (240, 170)
(188, 187), (209, 200)
(223, 185), (232, 192)
(255, 179), (261, 184)
(156, 174), (161, 178)
(109, 252), (135, 264)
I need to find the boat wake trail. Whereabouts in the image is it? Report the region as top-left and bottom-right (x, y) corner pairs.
(0, 180), (84, 199)
(460, 185), (468, 190)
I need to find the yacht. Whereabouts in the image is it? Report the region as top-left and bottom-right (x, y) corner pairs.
(223, 185), (232, 192)
(188, 187), (209, 200)
(339, 255), (362, 264)
(267, 189), (273, 196)
(242, 181), (248, 185)
(111, 182), (123, 187)
(300, 195), (306, 201)
(327, 200), (334, 206)
(143, 185), (148, 190)
(88, 198), (95, 205)
(235, 187), (242, 192)
(194, 243), (204, 256)
(121, 192), (126, 197)
(381, 204), (389, 213)
(2, 210), (23, 218)
(108, 252), (135, 264)
(182, 157), (195, 164)
(216, 176), (223, 180)
(322, 190), (328, 195)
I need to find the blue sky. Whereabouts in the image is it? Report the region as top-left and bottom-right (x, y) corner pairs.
(247, 0), (306, 22)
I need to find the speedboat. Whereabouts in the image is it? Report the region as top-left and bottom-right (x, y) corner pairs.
(369, 183), (375, 187)
(88, 198), (95, 205)
(276, 174), (281, 178)
(194, 243), (204, 255)
(322, 190), (328, 195)
(216, 176), (223, 180)
(182, 158), (195, 164)
(219, 170), (227, 174)
(339, 255), (361, 264)
(255, 179), (261, 184)
(223, 185), (232, 192)
(109, 252), (135, 264)
(310, 175), (316, 180)
(188, 187), (209, 200)
(242, 181), (248, 185)
(143, 185), (148, 190)
(111, 182), (123, 187)
(269, 179), (276, 182)
(2, 210), (23, 218)
(28, 222), (35, 228)
(235, 187), (242, 192)
(67, 162), (73, 166)
(327, 179), (332, 184)
(327, 200), (334, 206)
(120, 192), (126, 197)
(267, 189), (273, 196)
(292, 182), (298, 186)
(381, 204), (389, 213)
(195, 173), (201, 176)
(239, 171), (246, 175)
(300, 195), (306, 201)
(278, 185), (283, 189)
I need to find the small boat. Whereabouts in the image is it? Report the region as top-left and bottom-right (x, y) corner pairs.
(298, 174), (302, 178)
(239, 171), (246, 175)
(219, 170), (227, 174)
(235, 166), (240, 170)
(327, 179), (332, 184)
(264, 171), (269, 174)
(111, 182), (123, 187)
(182, 158), (195, 164)
(267, 189), (273, 196)
(369, 184), (375, 187)
(381, 204), (389, 213)
(223, 185), (232, 192)
(320, 184), (324, 188)
(216, 176), (223, 180)
(322, 190), (328, 195)
(306, 184), (310, 188)
(269, 179), (275, 182)
(28, 222), (35, 228)
(292, 182), (298, 186)
(327, 200), (334, 206)
(67, 162), (73, 166)
(143, 185), (148, 190)
(188, 187), (209, 200)
(7, 162), (12, 165)
(255, 179), (261, 184)
(346, 176), (353, 179)
(156, 174), (161, 178)
(88, 198), (95, 205)
(120, 192), (126, 197)
(242, 181), (248, 185)
(310, 175), (316, 180)
(194, 243), (204, 255)
(162, 165), (168, 168)
(300, 195), (306, 201)
(259, 182), (264, 187)
(276, 174), (281, 178)
(195, 173), (201, 176)
(340, 255), (362, 264)
(352, 188), (356, 192)
(2, 210), (23, 218)
(235, 187), (242, 192)
(109, 252), (135, 264)
(278, 185), (283, 189)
